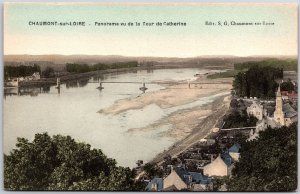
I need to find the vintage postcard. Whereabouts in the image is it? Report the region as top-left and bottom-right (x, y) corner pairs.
(3, 2), (298, 191)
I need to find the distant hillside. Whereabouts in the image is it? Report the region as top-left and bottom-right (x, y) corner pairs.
(4, 55), (297, 71)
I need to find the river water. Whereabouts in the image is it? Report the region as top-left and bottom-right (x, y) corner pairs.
(3, 68), (226, 167)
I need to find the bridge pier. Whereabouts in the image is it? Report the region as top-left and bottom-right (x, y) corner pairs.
(97, 81), (104, 90)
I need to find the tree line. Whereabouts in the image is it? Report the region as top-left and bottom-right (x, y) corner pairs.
(233, 65), (283, 98)
(234, 59), (297, 72)
(4, 64), (41, 80)
(66, 61), (138, 73)
(280, 79), (297, 93)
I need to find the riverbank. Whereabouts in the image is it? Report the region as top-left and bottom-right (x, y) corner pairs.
(98, 74), (233, 165)
(150, 94), (231, 165)
(17, 66), (153, 87)
(17, 65), (233, 88)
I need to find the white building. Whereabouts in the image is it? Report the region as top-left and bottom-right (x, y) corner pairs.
(246, 101), (264, 120)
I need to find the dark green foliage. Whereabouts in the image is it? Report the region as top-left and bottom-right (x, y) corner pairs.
(233, 65), (283, 98)
(223, 110), (258, 129)
(4, 133), (142, 191)
(213, 176), (230, 191)
(143, 163), (164, 179)
(42, 67), (55, 78)
(280, 80), (296, 92)
(227, 123), (297, 191)
(4, 64), (41, 80)
(234, 59), (297, 72)
(66, 63), (90, 73)
(66, 61), (138, 73)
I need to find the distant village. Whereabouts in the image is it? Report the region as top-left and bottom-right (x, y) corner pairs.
(136, 77), (298, 191)
(4, 72), (41, 88)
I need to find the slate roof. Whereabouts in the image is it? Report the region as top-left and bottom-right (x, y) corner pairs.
(221, 152), (233, 166)
(174, 167), (212, 185)
(145, 177), (163, 191)
(228, 143), (241, 153)
(283, 103), (297, 118)
(174, 167), (190, 184)
(189, 172), (212, 185)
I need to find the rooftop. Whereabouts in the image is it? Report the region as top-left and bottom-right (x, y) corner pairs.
(221, 152), (233, 166)
(174, 166), (212, 185)
(228, 143), (241, 153)
(283, 103), (297, 118)
(145, 177), (163, 191)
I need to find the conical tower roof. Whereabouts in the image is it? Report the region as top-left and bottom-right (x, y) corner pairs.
(276, 85), (281, 97)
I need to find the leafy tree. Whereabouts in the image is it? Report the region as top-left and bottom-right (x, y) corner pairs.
(65, 61), (138, 73)
(227, 123), (297, 191)
(42, 67), (55, 78)
(213, 176), (230, 191)
(4, 133), (143, 191)
(143, 163), (164, 179)
(233, 65), (282, 98)
(234, 59), (297, 72)
(4, 64), (41, 80)
(223, 110), (258, 129)
(280, 80), (296, 92)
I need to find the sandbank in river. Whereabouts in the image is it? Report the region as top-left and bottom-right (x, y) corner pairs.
(98, 76), (233, 163)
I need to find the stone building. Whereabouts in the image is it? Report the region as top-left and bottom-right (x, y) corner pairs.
(246, 101), (264, 120)
(163, 166), (212, 191)
(203, 152), (234, 177)
(274, 86), (285, 125)
(273, 86), (297, 126)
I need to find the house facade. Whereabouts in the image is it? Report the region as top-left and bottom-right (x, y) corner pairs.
(203, 152), (234, 177)
(163, 168), (188, 190)
(162, 167), (213, 191)
(246, 101), (264, 120)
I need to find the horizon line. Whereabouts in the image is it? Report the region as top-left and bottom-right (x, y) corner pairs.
(4, 54), (298, 58)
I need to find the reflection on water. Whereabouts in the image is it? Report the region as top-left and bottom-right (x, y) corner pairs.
(4, 79), (91, 97)
(66, 79), (89, 88)
(78, 79), (89, 87)
(4, 87), (48, 97)
(4, 68), (226, 168)
(42, 86), (50, 93)
(66, 81), (79, 88)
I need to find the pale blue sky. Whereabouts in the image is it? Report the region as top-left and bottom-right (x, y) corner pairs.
(4, 3), (298, 57)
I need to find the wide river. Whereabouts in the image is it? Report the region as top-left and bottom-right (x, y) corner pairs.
(4, 68), (226, 168)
